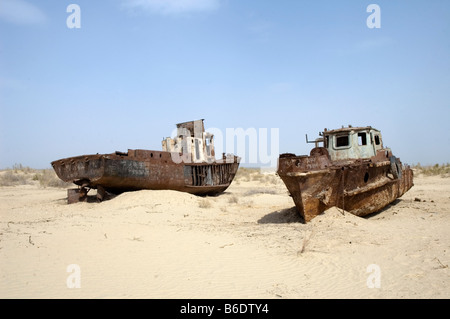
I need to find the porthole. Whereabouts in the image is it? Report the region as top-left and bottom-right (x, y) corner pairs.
(364, 172), (369, 183)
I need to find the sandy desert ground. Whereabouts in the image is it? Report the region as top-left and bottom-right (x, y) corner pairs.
(0, 168), (449, 299)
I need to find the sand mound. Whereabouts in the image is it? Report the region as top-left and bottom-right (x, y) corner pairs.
(311, 206), (370, 225)
(99, 189), (200, 214)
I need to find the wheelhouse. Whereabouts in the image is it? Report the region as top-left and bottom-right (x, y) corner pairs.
(320, 126), (385, 161)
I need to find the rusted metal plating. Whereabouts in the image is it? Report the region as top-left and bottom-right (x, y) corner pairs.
(277, 126), (414, 222)
(52, 120), (240, 204)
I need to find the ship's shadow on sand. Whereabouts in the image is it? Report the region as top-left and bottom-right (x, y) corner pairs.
(258, 207), (304, 224)
(60, 194), (104, 204)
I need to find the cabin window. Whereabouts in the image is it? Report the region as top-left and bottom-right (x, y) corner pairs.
(195, 139), (200, 160)
(336, 135), (349, 147)
(205, 137), (211, 156)
(358, 132), (367, 146)
(374, 135), (381, 145)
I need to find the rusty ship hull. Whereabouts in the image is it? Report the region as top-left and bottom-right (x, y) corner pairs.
(52, 149), (240, 203)
(52, 120), (240, 203)
(278, 152), (413, 222)
(277, 126), (414, 222)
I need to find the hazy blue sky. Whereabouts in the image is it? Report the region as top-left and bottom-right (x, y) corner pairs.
(1, 0), (449, 168)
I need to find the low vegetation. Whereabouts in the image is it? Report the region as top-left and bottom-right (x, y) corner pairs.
(198, 198), (212, 209)
(412, 163), (450, 177)
(234, 167), (280, 185)
(0, 170), (30, 186)
(36, 169), (72, 188)
(0, 164), (71, 188)
(228, 195), (239, 204)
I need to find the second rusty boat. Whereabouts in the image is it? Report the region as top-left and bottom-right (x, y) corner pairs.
(277, 125), (414, 222)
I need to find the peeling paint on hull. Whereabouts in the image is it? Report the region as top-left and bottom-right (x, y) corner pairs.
(52, 150), (240, 203)
(51, 120), (240, 204)
(277, 126), (414, 222)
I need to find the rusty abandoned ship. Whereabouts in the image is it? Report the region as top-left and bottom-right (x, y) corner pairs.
(52, 120), (240, 203)
(277, 125), (414, 222)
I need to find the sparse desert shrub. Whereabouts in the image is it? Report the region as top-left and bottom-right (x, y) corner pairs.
(36, 169), (71, 188)
(234, 167), (281, 184)
(0, 163), (39, 186)
(0, 166), (70, 188)
(198, 198), (212, 209)
(12, 163), (35, 174)
(413, 163), (450, 177)
(262, 174), (280, 185)
(235, 167), (261, 182)
(0, 170), (29, 186)
(228, 195), (239, 204)
(250, 173), (263, 182)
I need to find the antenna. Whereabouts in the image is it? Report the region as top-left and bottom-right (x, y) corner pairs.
(306, 134), (324, 147)
(305, 134), (316, 144)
